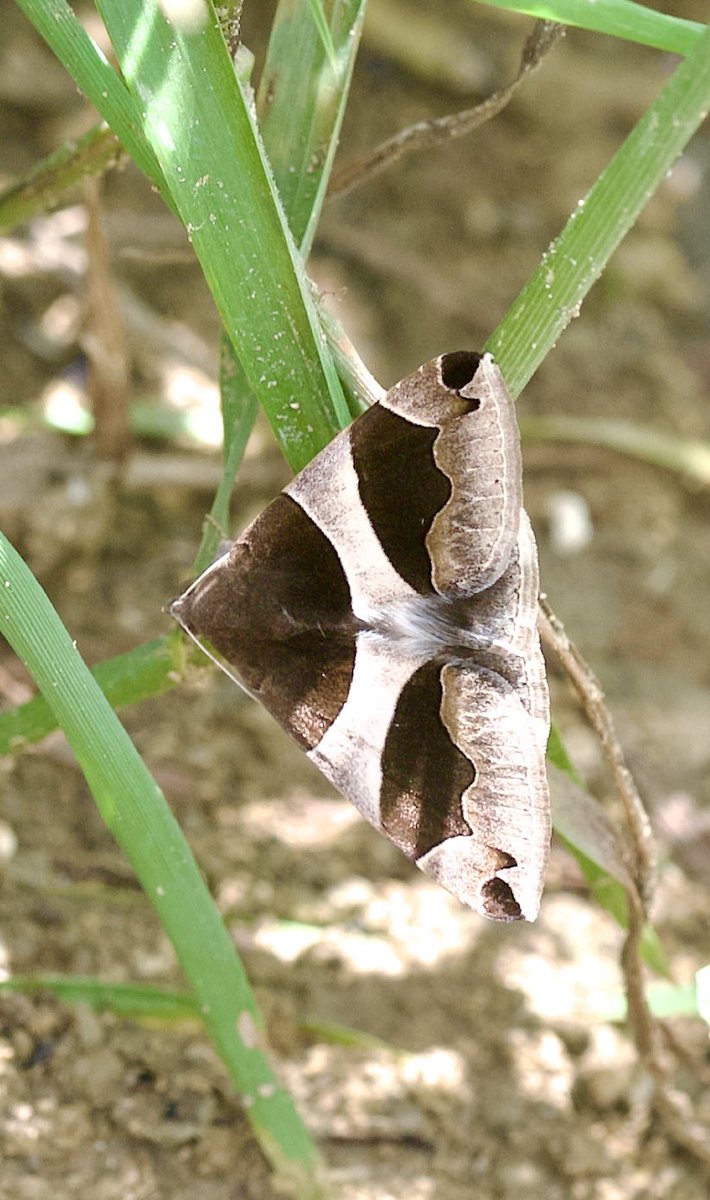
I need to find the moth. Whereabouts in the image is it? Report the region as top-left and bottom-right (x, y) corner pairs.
(169, 351), (550, 921)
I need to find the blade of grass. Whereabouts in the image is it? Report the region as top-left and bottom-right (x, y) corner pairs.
(553, 827), (668, 975)
(0, 530), (326, 1197)
(305, 0), (339, 73)
(546, 722), (583, 784)
(9, 968), (698, 1033)
(595, 978), (700, 1024)
(13, 0), (168, 198)
(0, 973), (408, 1049)
(97, 0), (349, 471)
(0, 125), (122, 234)
(192, 0), (367, 570)
(696, 965), (710, 1026)
(0, 635), (186, 754)
(192, 335), (260, 575)
(472, 0), (703, 57)
(0, 975), (201, 1022)
(258, 0), (367, 255)
(486, 21), (710, 397)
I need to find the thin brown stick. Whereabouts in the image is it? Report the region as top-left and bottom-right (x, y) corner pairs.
(329, 21), (564, 198)
(539, 594), (710, 1167)
(620, 883), (658, 1065)
(625, 889), (710, 1165)
(83, 177), (132, 463)
(538, 593), (654, 904)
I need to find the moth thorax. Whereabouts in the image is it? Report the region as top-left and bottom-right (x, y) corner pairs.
(360, 595), (496, 658)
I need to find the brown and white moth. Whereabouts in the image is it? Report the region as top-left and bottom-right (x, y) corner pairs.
(169, 351), (550, 922)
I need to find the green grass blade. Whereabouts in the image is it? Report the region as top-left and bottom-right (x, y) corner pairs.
(305, 0), (339, 73)
(595, 978), (700, 1024)
(557, 839), (669, 976)
(0, 973), (406, 1050)
(192, 0), (367, 569)
(0, 975), (200, 1021)
(11, 966), (698, 1037)
(96, 0), (349, 471)
(0, 530), (325, 1194)
(0, 125), (121, 234)
(696, 965), (710, 1027)
(258, 0), (367, 254)
(0, 635), (184, 754)
(13, 0), (168, 197)
(486, 22), (710, 397)
(546, 722), (583, 785)
(473, 0), (703, 56)
(192, 334), (260, 575)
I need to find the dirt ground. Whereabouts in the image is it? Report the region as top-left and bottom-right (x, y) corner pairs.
(1, 2), (709, 1198)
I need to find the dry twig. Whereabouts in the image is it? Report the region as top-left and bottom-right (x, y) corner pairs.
(538, 594), (655, 902)
(538, 594), (710, 1168)
(329, 21), (564, 198)
(83, 177), (131, 463)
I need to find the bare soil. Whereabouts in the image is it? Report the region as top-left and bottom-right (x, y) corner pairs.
(1, 2), (709, 1198)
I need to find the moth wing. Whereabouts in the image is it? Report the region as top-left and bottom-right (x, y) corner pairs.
(169, 492), (358, 751)
(420, 660), (550, 922)
(309, 632), (548, 922)
(381, 352), (523, 599)
(289, 352), (524, 610)
(463, 509), (549, 729)
(170, 351), (550, 923)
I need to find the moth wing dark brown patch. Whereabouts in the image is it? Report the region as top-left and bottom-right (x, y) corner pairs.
(305, 632), (548, 922)
(348, 405), (448, 595)
(169, 494), (356, 750)
(383, 353), (523, 598)
(419, 662), (550, 922)
(379, 660), (475, 859)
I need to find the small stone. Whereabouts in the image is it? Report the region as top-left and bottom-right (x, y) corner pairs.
(573, 1062), (635, 1112)
(547, 1127), (612, 1178)
(498, 1160), (547, 1189)
(73, 1002), (104, 1050)
(554, 1024), (590, 1058)
(0, 819), (18, 865)
(68, 1047), (124, 1108)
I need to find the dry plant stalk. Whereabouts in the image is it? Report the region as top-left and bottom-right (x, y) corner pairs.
(538, 595), (710, 1167)
(83, 176), (131, 462)
(329, 21), (564, 198)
